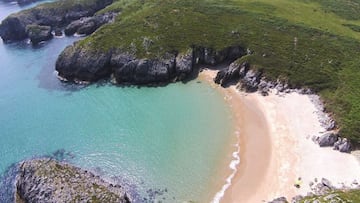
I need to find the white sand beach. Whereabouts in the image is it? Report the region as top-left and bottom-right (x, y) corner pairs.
(199, 69), (360, 203)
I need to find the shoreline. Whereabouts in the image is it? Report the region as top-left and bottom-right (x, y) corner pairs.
(198, 69), (360, 202)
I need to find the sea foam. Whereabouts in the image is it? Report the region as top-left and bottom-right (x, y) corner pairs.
(211, 131), (241, 203)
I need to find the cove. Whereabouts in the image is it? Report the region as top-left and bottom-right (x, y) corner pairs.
(0, 2), (235, 202)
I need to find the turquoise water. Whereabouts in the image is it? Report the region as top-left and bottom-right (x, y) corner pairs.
(0, 2), (234, 202)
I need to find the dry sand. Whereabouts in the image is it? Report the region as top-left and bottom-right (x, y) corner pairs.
(199, 69), (360, 203)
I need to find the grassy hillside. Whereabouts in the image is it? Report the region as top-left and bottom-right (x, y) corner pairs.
(300, 189), (360, 202)
(76, 0), (360, 144)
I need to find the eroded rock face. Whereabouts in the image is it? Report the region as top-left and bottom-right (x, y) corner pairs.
(15, 159), (131, 203)
(56, 45), (245, 85)
(55, 45), (113, 82)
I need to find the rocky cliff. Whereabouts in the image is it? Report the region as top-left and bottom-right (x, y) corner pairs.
(55, 45), (245, 84)
(0, 0), (114, 44)
(15, 159), (131, 203)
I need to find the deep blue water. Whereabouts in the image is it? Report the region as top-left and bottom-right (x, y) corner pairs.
(0, 2), (235, 202)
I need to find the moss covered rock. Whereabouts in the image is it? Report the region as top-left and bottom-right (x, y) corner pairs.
(15, 159), (131, 203)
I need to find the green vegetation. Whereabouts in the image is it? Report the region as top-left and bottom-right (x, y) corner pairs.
(75, 0), (360, 144)
(299, 189), (360, 202)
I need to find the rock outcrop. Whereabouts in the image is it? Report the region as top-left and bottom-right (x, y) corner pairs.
(313, 132), (352, 153)
(56, 45), (245, 84)
(15, 159), (131, 203)
(214, 60), (268, 93)
(318, 132), (339, 147)
(26, 24), (52, 44)
(64, 12), (117, 36)
(55, 45), (113, 82)
(0, 0), (114, 43)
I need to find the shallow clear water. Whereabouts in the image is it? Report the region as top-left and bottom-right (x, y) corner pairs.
(0, 2), (234, 202)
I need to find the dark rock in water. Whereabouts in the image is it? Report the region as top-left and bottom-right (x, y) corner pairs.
(0, 0), (114, 43)
(15, 159), (131, 203)
(267, 196), (288, 203)
(0, 16), (27, 42)
(26, 24), (52, 44)
(318, 132), (338, 147)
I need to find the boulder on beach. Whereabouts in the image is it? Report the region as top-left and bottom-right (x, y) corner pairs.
(318, 133), (338, 147)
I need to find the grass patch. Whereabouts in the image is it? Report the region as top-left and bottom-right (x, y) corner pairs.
(300, 189), (360, 202)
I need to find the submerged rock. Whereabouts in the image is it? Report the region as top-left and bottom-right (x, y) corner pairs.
(15, 159), (131, 203)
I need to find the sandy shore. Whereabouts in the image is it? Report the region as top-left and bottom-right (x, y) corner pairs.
(198, 69), (360, 203)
